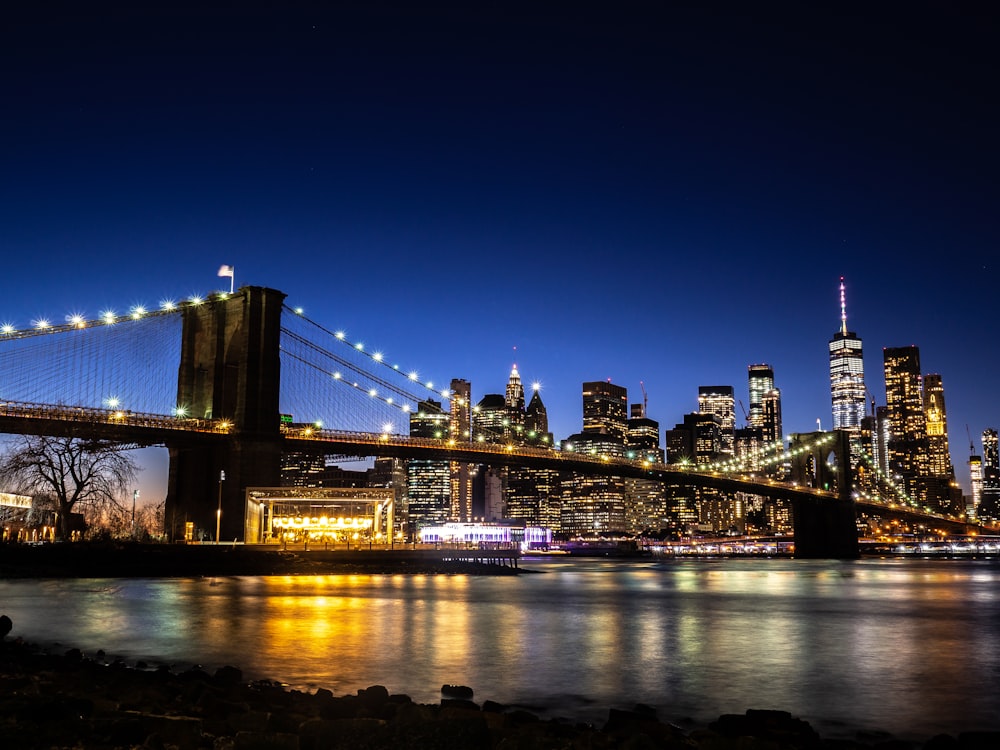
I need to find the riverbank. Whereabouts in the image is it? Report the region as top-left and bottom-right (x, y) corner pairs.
(3, 628), (996, 750)
(0, 542), (520, 578)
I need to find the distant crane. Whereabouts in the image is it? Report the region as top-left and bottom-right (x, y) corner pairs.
(639, 381), (648, 418)
(967, 424), (976, 456)
(738, 399), (750, 426)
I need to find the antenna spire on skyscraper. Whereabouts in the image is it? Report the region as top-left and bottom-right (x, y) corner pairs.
(839, 276), (848, 335)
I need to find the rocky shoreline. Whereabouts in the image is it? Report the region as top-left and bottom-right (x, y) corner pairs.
(1, 621), (997, 750)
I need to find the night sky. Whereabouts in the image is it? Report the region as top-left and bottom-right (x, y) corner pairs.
(2, 3), (997, 498)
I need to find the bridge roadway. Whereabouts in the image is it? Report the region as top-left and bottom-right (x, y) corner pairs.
(0, 400), (981, 533)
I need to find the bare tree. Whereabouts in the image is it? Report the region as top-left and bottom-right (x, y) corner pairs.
(0, 435), (140, 540)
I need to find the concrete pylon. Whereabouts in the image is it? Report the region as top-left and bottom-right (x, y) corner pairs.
(165, 287), (286, 542)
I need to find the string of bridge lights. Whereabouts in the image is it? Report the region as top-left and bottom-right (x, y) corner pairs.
(0, 291), (230, 338)
(691, 432), (837, 474)
(856, 451), (923, 511)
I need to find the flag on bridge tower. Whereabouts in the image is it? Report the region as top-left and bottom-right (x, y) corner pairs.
(217, 264), (234, 293)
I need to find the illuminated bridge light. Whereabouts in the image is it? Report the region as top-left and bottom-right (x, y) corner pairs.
(294, 307), (304, 315)
(131, 305), (146, 319)
(333, 372), (342, 379)
(105, 397), (121, 408)
(355, 342), (364, 351)
(402, 405), (411, 413)
(408, 371), (419, 381)
(67, 313), (85, 327)
(368, 388), (377, 397)
(0, 323), (15, 334)
(372, 352), (383, 362)
(188, 295), (204, 305)
(33, 318), (50, 330)
(335, 331), (345, 339)
(174, 406), (188, 417)
(101, 310), (116, 324)
(160, 299), (176, 311)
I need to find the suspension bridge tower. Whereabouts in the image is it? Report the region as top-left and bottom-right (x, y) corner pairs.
(165, 287), (286, 542)
(788, 429), (859, 558)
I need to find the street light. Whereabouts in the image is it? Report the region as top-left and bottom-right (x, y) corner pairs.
(132, 489), (139, 539)
(216, 470), (225, 544)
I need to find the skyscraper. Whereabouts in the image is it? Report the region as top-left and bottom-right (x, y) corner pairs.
(883, 345), (927, 498)
(524, 384), (553, 446)
(829, 278), (867, 437)
(507, 384), (560, 526)
(449, 378), (473, 521)
(582, 380), (628, 441)
(922, 374), (954, 477)
(747, 364), (774, 429)
(502, 364), (528, 442)
(698, 385), (735, 456)
(407, 399), (451, 531)
(980, 429), (1000, 522)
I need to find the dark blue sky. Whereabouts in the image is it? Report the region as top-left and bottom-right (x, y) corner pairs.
(2, 3), (997, 495)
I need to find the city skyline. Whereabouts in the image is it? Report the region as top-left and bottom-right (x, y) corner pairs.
(2, 4), (996, 499)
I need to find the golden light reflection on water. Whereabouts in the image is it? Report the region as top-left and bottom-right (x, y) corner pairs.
(3, 559), (999, 739)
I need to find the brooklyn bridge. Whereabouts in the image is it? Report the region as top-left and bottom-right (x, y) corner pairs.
(0, 286), (985, 557)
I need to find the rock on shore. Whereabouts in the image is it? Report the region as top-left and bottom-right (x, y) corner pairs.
(2, 631), (999, 750)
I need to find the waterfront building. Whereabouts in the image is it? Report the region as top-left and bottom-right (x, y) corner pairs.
(582, 380), (628, 441)
(406, 399), (451, 531)
(829, 279), (867, 439)
(560, 431), (626, 534)
(698, 385), (735, 456)
(369, 457), (408, 538)
(449, 378), (473, 521)
(507, 384), (560, 527)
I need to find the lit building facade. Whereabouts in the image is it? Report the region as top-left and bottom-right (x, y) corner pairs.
(883, 346), (928, 500)
(560, 431), (626, 534)
(698, 385), (735, 456)
(922, 374), (954, 478)
(449, 378), (473, 521)
(506, 385), (560, 527)
(406, 399), (451, 531)
(582, 380), (628, 441)
(980, 429), (1000, 522)
(627, 403), (663, 462)
(747, 364), (774, 430)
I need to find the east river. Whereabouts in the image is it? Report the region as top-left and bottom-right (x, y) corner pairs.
(2, 557), (999, 741)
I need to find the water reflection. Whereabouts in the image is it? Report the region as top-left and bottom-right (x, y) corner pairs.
(2, 559), (999, 740)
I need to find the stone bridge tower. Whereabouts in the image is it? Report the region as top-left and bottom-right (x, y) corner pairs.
(787, 429), (859, 558)
(164, 287), (286, 541)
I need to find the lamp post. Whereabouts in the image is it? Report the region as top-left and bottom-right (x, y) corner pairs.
(216, 470), (225, 544)
(132, 489), (139, 540)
